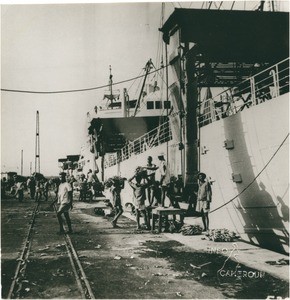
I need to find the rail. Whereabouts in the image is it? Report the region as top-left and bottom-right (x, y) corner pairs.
(104, 58), (289, 168)
(104, 121), (172, 168)
(7, 203), (40, 299)
(199, 58), (289, 126)
(52, 203), (96, 299)
(7, 197), (95, 299)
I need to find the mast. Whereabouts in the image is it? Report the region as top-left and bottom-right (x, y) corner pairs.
(103, 65), (120, 108)
(35, 111), (40, 173)
(133, 59), (153, 117)
(109, 65), (113, 106)
(21, 149), (23, 176)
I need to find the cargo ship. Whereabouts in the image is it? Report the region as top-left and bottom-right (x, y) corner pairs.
(79, 2), (289, 254)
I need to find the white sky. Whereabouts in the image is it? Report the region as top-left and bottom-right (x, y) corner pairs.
(1, 1), (288, 176)
(1, 2), (168, 175)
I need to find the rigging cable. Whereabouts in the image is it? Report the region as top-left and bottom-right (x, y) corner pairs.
(127, 69), (143, 93)
(170, 2), (176, 9)
(230, 1), (235, 10)
(209, 132), (289, 215)
(1, 65), (168, 95)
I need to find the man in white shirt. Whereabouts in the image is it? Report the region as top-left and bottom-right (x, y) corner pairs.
(52, 172), (73, 234)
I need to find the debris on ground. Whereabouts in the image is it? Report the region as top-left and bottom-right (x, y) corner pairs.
(179, 224), (203, 235)
(190, 262), (212, 269)
(206, 228), (238, 242)
(153, 272), (167, 276)
(114, 255), (122, 260)
(176, 292), (183, 297)
(126, 264), (133, 267)
(38, 246), (50, 251)
(168, 221), (183, 233)
(95, 244), (102, 249)
(265, 258), (289, 266)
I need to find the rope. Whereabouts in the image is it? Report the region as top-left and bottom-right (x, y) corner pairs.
(230, 1), (235, 10)
(1, 65), (168, 95)
(209, 132), (289, 214)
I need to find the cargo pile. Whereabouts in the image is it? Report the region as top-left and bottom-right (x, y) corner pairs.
(104, 176), (126, 188)
(206, 228), (238, 242)
(179, 224), (203, 235)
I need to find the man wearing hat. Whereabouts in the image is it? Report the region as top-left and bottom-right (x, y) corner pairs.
(196, 172), (212, 231)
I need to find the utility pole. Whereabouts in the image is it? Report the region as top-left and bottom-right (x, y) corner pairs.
(30, 162), (32, 175)
(35, 111), (40, 173)
(21, 150), (23, 175)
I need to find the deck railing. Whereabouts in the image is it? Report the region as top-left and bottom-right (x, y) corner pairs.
(105, 58), (289, 168)
(104, 121), (172, 168)
(199, 58), (289, 126)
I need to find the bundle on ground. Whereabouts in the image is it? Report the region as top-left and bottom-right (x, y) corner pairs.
(179, 224), (203, 235)
(206, 228), (238, 242)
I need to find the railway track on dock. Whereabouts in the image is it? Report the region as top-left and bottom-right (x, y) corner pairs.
(6, 198), (95, 299)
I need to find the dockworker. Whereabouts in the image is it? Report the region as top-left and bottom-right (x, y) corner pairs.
(109, 177), (125, 228)
(43, 179), (49, 201)
(157, 153), (170, 207)
(166, 176), (179, 208)
(35, 177), (44, 202)
(51, 172), (73, 234)
(68, 175), (76, 191)
(87, 169), (93, 185)
(196, 172), (212, 232)
(27, 176), (36, 200)
(78, 174), (87, 202)
(128, 167), (151, 230)
(12, 175), (24, 202)
(145, 156), (158, 206)
(89, 170), (99, 198)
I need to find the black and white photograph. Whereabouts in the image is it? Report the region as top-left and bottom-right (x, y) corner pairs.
(1, 1), (289, 299)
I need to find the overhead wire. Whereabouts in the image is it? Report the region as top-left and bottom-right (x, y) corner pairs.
(209, 132), (289, 214)
(1, 65), (169, 95)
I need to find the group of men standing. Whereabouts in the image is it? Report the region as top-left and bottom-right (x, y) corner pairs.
(106, 153), (212, 232)
(134, 154), (212, 232)
(26, 175), (49, 202)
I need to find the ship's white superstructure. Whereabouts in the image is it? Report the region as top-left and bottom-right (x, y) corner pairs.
(79, 5), (289, 254)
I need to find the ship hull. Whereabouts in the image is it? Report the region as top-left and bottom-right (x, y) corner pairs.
(103, 93), (289, 254)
